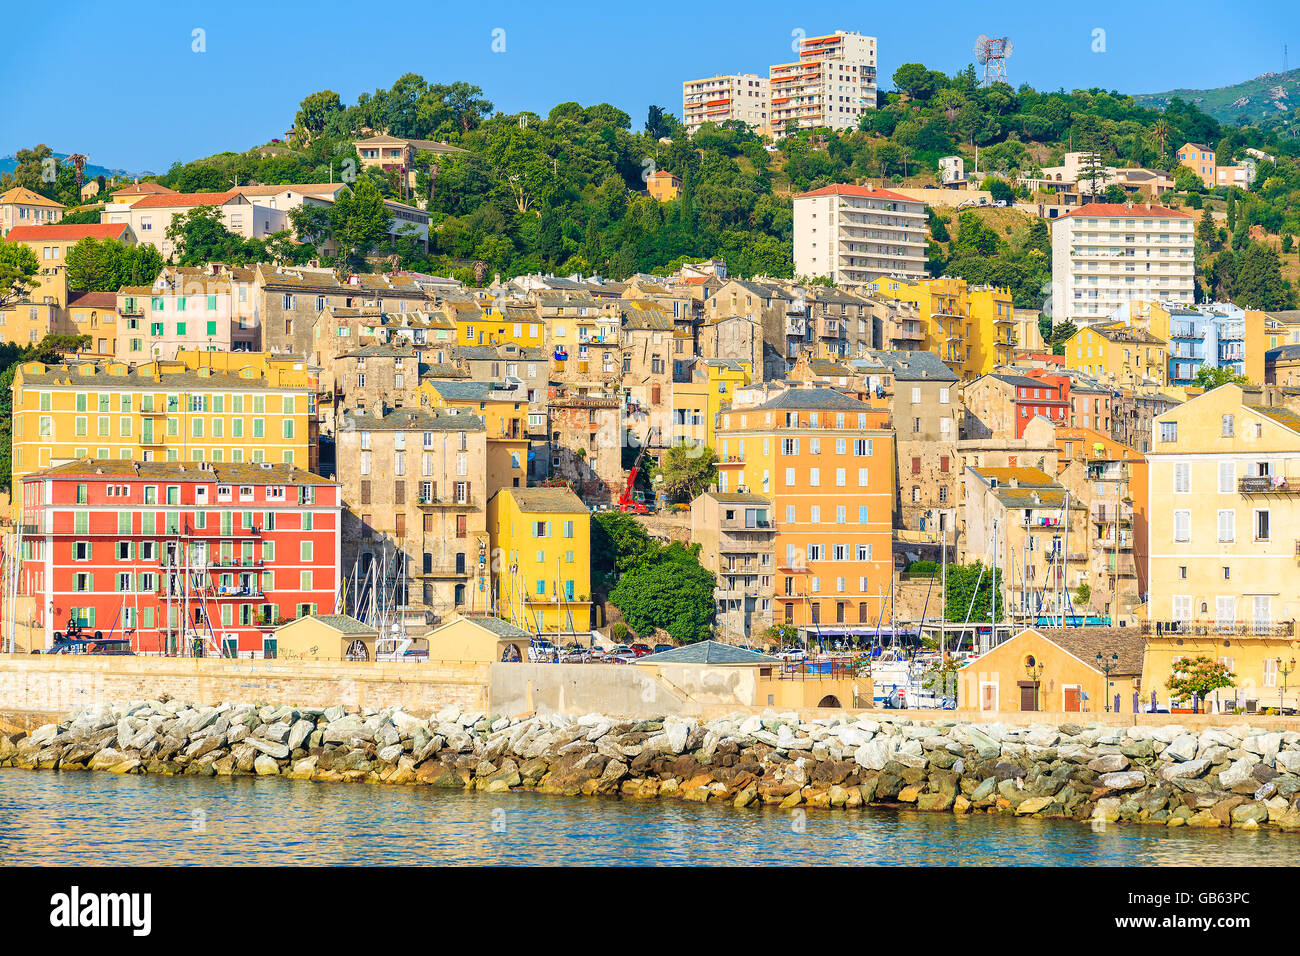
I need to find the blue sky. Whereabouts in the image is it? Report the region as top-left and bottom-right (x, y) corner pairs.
(2, 0), (1295, 173)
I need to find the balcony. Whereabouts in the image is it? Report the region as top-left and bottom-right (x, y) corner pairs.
(1142, 620), (1295, 638)
(415, 565), (469, 578)
(1239, 475), (1300, 495)
(417, 493), (475, 509)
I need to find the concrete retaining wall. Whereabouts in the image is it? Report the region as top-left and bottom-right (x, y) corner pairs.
(0, 654), (489, 718)
(490, 662), (698, 718)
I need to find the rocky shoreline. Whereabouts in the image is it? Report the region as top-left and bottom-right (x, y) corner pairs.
(5, 700), (1300, 831)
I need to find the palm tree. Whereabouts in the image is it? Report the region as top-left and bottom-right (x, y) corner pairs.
(1151, 119), (1172, 160)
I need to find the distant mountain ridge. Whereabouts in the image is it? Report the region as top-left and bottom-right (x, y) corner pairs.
(0, 152), (144, 182)
(1136, 67), (1300, 126)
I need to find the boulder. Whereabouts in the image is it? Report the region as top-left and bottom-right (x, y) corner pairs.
(1087, 754), (1130, 774)
(1165, 735), (1198, 762)
(1161, 758), (1210, 781)
(253, 754), (280, 776)
(1099, 771), (1147, 791)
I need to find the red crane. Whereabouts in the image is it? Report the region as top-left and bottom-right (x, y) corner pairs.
(617, 428), (658, 513)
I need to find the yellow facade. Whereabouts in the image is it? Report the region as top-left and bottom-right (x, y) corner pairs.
(671, 360), (751, 448)
(420, 380), (528, 495)
(1146, 385), (1300, 695)
(10, 350), (314, 515)
(66, 298), (120, 357)
(1067, 322), (1168, 388)
(1141, 634), (1299, 713)
(864, 275), (1012, 378)
(958, 628), (1141, 714)
(487, 487), (592, 637)
(457, 305), (544, 348)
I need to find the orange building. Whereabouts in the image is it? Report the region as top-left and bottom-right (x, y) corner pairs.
(715, 386), (895, 641)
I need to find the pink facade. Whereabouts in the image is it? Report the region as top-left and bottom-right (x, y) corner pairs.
(20, 461), (341, 656)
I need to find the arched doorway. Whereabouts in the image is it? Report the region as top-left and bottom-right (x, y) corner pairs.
(817, 695), (841, 708)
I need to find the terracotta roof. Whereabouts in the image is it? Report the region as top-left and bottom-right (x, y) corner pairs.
(27, 459), (334, 485)
(501, 487), (588, 514)
(1031, 627), (1147, 677)
(0, 186), (64, 208)
(128, 191), (237, 209)
(1059, 202), (1191, 220)
(66, 291), (120, 310)
(4, 223), (131, 243)
(795, 183), (920, 203)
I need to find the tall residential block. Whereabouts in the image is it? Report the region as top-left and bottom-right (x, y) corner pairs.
(1050, 203), (1194, 326)
(715, 387), (895, 639)
(795, 185), (928, 285)
(682, 74), (770, 135)
(1144, 384), (1300, 710)
(770, 31), (877, 133)
(19, 461), (341, 655)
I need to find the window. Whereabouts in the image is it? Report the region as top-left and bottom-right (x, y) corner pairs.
(1221, 414), (1234, 437)
(1159, 421), (1177, 443)
(1173, 463), (1190, 494)
(1173, 510), (1191, 542)
(1217, 510), (1235, 543)
(1254, 509), (1270, 541)
(1218, 461), (1235, 494)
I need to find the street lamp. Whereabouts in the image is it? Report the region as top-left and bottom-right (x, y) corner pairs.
(1023, 654), (1044, 711)
(1097, 651), (1119, 712)
(1278, 657), (1296, 713)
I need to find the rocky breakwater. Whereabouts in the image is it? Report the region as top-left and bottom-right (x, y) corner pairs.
(5, 701), (1300, 831)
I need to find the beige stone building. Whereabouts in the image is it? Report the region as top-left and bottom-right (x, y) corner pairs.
(691, 491), (777, 642)
(335, 405), (490, 621)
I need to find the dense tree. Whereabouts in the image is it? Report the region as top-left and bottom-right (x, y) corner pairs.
(1192, 366), (1250, 390)
(652, 444), (718, 502)
(0, 239), (39, 307)
(64, 238), (164, 291)
(608, 545), (716, 644)
(294, 90), (342, 138)
(165, 206), (265, 265)
(941, 563), (1005, 626)
(591, 511), (660, 584)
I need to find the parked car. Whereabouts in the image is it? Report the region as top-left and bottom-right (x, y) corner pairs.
(776, 647), (806, 662)
(653, 643), (674, 655)
(559, 645), (592, 663)
(630, 643), (653, 658)
(528, 639), (558, 662)
(606, 648), (638, 664)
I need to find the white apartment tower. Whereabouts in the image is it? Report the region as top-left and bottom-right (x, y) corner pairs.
(682, 74), (770, 135)
(770, 31), (877, 134)
(1050, 202), (1195, 326)
(793, 184), (928, 284)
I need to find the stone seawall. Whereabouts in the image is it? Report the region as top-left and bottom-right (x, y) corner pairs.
(5, 701), (1300, 832)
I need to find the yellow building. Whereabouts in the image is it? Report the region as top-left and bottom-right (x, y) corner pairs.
(958, 627), (1144, 714)
(671, 359), (751, 448)
(864, 275), (1015, 378)
(421, 379), (528, 495)
(1066, 322), (1168, 388)
(487, 487), (592, 638)
(10, 351), (315, 515)
(456, 303), (544, 348)
(1145, 383), (1300, 709)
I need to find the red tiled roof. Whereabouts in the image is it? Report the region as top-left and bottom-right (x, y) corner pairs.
(4, 223), (132, 243)
(128, 191), (236, 209)
(795, 183), (920, 203)
(1060, 202), (1191, 220)
(67, 291), (119, 310)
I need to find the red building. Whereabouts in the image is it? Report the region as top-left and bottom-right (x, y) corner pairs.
(20, 460), (341, 656)
(1012, 370), (1071, 437)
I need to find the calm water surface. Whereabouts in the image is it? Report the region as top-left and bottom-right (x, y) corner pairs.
(0, 768), (1295, 865)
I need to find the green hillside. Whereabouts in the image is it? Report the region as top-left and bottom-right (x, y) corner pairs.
(1136, 68), (1300, 128)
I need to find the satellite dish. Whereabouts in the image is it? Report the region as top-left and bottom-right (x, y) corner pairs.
(974, 34), (990, 64)
(1003, 38), (1014, 58)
